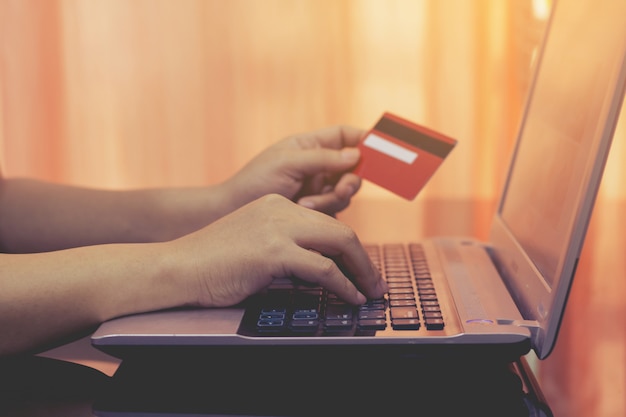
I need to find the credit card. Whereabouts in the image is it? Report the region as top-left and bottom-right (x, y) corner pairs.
(353, 112), (457, 200)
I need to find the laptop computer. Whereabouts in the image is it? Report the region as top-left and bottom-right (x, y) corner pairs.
(91, 0), (626, 364)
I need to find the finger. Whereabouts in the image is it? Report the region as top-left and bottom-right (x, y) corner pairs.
(298, 125), (366, 150)
(333, 173), (362, 199)
(285, 147), (361, 179)
(298, 193), (349, 215)
(290, 210), (386, 300)
(285, 247), (367, 305)
(297, 173), (361, 212)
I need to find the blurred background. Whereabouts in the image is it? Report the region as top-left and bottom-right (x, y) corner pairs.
(1, 1), (624, 416)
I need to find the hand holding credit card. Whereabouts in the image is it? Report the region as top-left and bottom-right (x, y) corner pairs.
(352, 112), (457, 200)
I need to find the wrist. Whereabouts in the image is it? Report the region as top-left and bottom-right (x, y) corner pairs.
(214, 177), (257, 216)
(92, 242), (192, 321)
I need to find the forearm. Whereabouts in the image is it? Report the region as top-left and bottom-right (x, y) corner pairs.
(0, 178), (234, 253)
(0, 240), (190, 356)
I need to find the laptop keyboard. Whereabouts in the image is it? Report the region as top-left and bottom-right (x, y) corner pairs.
(243, 243), (445, 336)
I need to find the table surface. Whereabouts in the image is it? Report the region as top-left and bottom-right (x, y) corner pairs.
(1, 351), (550, 417)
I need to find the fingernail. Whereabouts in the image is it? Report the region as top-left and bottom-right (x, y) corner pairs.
(298, 199), (315, 209)
(340, 148), (360, 162)
(345, 183), (357, 197)
(356, 292), (367, 304)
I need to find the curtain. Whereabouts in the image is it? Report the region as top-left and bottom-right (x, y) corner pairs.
(0, 0), (553, 189)
(0, 0), (566, 240)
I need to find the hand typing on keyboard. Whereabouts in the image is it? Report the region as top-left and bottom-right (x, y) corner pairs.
(174, 193), (388, 307)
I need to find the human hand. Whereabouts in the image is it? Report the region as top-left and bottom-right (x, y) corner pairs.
(222, 125), (365, 216)
(169, 194), (386, 307)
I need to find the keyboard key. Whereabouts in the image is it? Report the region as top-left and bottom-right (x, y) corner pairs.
(358, 319), (387, 330)
(391, 318), (421, 330)
(257, 319), (285, 329)
(360, 299), (386, 310)
(293, 311), (319, 320)
(358, 310), (386, 320)
(420, 294), (437, 301)
(387, 277), (412, 283)
(289, 319), (319, 331)
(325, 319), (353, 330)
(388, 288), (415, 295)
(259, 313), (285, 320)
(425, 318), (445, 330)
(388, 293), (416, 301)
(325, 304), (354, 320)
(387, 282), (413, 288)
(390, 307), (419, 320)
(390, 299), (417, 307)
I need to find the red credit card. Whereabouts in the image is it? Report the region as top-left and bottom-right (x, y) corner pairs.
(353, 112), (457, 200)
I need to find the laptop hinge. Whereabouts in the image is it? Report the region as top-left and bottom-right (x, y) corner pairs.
(497, 319), (541, 338)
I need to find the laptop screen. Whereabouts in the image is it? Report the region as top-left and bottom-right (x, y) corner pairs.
(500, 25), (615, 289)
(492, 0), (626, 358)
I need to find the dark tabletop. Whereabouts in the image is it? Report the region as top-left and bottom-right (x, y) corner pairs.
(1, 349), (552, 417)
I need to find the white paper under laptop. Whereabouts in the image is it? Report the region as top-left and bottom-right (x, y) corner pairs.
(92, 0), (626, 362)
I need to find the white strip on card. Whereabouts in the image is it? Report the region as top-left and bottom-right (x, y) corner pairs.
(362, 133), (418, 164)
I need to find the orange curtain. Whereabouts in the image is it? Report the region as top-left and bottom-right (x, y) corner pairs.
(3, 1), (624, 198)
(0, 0), (546, 188)
(0, 0), (564, 242)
